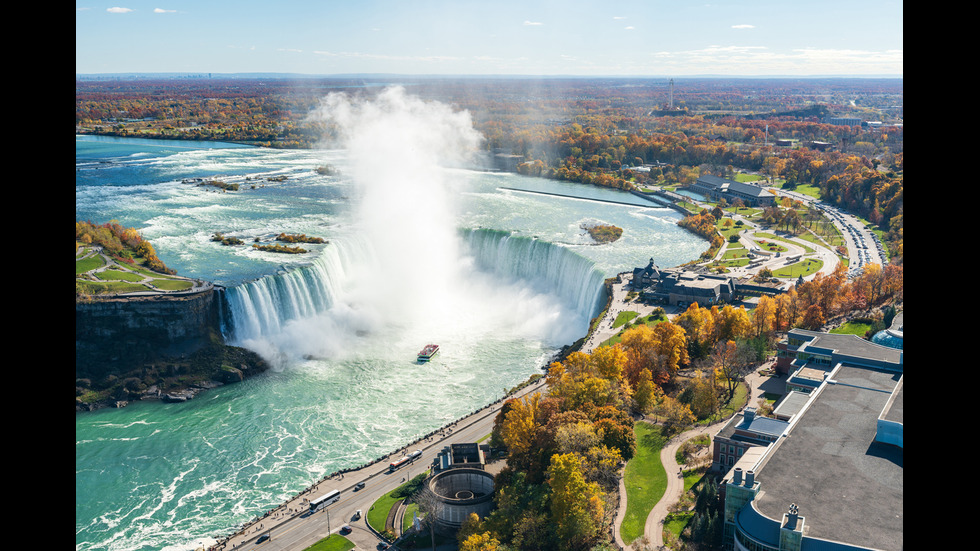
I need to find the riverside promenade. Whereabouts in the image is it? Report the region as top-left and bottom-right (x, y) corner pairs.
(206, 270), (775, 551)
(208, 275), (634, 550)
(204, 370), (550, 551)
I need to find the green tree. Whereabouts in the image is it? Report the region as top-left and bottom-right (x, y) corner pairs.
(547, 453), (604, 550)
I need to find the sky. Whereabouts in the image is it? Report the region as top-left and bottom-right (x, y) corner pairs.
(76, 1), (903, 77)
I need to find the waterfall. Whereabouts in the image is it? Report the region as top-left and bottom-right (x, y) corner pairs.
(460, 228), (607, 322)
(220, 240), (373, 343)
(220, 229), (607, 357)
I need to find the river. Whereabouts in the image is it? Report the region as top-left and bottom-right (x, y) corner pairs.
(75, 91), (705, 551)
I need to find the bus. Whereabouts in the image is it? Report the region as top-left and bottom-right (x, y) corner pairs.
(309, 489), (340, 513)
(389, 456), (409, 471)
(389, 450), (422, 472)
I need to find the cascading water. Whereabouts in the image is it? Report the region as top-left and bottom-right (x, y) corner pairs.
(220, 227), (607, 365)
(460, 228), (607, 324)
(75, 88), (707, 551)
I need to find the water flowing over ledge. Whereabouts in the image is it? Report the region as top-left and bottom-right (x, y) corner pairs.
(219, 228), (607, 348)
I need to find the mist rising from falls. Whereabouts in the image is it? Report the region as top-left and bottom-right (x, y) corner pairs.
(220, 87), (604, 367)
(221, 230), (605, 366)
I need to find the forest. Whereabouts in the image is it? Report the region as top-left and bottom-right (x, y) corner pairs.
(76, 76), (903, 262)
(77, 76), (903, 550)
(471, 257), (901, 550)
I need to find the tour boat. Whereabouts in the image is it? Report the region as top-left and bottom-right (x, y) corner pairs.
(417, 344), (439, 362)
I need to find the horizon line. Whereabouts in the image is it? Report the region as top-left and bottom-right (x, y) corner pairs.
(76, 72), (903, 80)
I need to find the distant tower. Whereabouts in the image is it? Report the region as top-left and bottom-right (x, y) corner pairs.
(668, 78), (674, 110)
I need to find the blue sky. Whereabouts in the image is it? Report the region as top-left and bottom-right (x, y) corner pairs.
(76, 1), (903, 76)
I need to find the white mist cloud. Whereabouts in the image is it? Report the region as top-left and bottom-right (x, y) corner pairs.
(307, 87), (484, 323)
(107, 7), (133, 13)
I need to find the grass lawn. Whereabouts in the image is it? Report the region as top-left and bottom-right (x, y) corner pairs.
(620, 421), (668, 544)
(612, 310), (640, 328)
(76, 254), (105, 274)
(830, 320), (873, 336)
(772, 258), (823, 278)
(600, 313), (667, 348)
(367, 471), (429, 536)
(663, 510), (695, 541)
(303, 534), (355, 551)
(367, 489), (403, 535)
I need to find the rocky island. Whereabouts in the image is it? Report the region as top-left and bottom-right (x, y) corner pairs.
(582, 222), (623, 244)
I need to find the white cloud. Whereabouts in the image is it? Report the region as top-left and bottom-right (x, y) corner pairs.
(732, 24), (755, 29)
(154, 8), (176, 14)
(647, 44), (902, 75)
(523, 20), (543, 26)
(625, 26), (634, 30)
(107, 7), (133, 13)
(313, 51), (461, 63)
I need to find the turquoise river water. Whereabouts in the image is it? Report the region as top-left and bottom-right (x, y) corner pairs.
(75, 93), (705, 551)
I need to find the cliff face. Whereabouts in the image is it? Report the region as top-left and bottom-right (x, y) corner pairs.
(75, 289), (270, 410)
(76, 290), (218, 378)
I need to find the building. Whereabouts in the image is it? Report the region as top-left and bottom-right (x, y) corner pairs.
(711, 407), (789, 473)
(720, 328), (903, 550)
(427, 443), (495, 534)
(434, 443), (489, 472)
(689, 175), (776, 208)
(775, 328), (903, 378)
(490, 149), (523, 172)
(631, 258), (736, 307)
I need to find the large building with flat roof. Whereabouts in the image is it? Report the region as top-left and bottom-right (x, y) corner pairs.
(689, 175), (776, 207)
(721, 329), (903, 551)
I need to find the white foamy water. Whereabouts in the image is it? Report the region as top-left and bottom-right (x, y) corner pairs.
(76, 89), (705, 551)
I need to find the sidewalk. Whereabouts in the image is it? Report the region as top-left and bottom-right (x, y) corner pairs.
(613, 363), (779, 550)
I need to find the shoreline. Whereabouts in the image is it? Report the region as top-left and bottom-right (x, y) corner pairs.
(204, 275), (629, 549)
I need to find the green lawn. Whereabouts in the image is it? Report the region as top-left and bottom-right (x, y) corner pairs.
(76, 254), (105, 274)
(367, 471), (429, 536)
(830, 320), (873, 336)
(620, 421), (668, 544)
(772, 258), (823, 278)
(303, 534), (355, 551)
(663, 510), (695, 541)
(612, 310), (640, 328)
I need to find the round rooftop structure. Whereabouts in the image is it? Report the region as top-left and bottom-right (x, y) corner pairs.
(426, 468), (495, 534)
(872, 328), (903, 350)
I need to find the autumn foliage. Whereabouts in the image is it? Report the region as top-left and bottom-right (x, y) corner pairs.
(76, 220), (174, 275)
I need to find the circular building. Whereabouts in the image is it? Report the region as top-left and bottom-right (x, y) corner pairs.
(872, 328), (903, 350)
(426, 468), (494, 534)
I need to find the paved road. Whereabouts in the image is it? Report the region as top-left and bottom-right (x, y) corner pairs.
(206, 376), (550, 551)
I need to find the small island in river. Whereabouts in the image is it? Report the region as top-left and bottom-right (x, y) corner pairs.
(582, 223), (623, 244)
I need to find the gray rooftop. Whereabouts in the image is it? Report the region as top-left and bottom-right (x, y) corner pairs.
(771, 391), (811, 420)
(789, 329), (903, 370)
(752, 365), (903, 550)
(696, 174), (771, 199)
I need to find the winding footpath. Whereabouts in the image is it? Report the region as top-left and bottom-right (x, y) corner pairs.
(583, 277), (775, 550)
(610, 363), (772, 550)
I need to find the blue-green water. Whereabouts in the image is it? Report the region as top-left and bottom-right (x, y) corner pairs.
(76, 123), (704, 550)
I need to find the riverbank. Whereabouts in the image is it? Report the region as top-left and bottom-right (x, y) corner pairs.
(74, 329), (271, 412)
